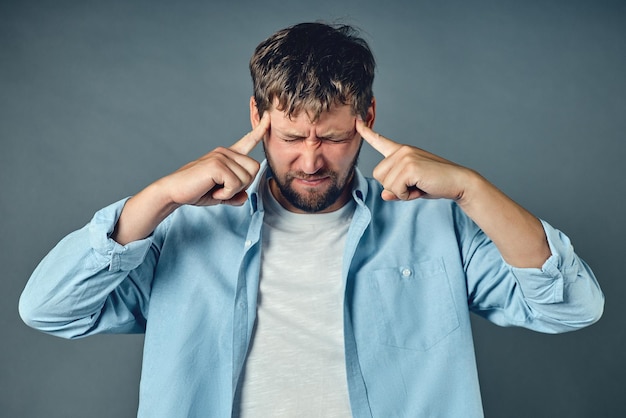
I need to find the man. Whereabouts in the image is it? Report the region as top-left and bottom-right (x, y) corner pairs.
(20, 22), (604, 417)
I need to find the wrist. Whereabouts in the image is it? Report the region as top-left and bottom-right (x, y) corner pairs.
(454, 168), (487, 208)
(145, 179), (182, 217)
(112, 181), (181, 245)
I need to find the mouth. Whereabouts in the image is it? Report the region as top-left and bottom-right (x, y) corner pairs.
(293, 176), (329, 187)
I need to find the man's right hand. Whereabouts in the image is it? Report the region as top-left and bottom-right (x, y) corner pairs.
(157, 111), (270, 207)
(111, 112), (270, 245)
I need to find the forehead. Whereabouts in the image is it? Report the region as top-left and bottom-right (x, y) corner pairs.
(269, 103), (356, 135)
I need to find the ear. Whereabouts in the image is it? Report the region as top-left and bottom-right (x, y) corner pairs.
(365, 97), (376, 129)
(250, 96), (261, 129)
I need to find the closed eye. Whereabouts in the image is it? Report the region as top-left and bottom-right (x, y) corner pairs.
(280, 136), (305, 143)
(279, 137), (348, 144)
(319, 129), (356, 144)
(319, 137), (350, 144)
(277, 134), (352, 144)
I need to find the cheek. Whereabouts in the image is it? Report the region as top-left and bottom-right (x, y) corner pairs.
(328, 142), (361, 167)
(264, 138), (299, 166)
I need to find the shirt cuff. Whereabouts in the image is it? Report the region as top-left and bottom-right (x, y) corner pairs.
(88, 198), (153, 272)
(510, 220), (576, 305)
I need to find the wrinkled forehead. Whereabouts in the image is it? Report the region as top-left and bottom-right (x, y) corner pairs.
(269, 102), (358, 138)
(270, 97), (355, 122)
(267, 93), (357, 123)
(271, 99), (355, 123)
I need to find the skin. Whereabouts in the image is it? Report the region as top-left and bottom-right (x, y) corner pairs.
(354, 116), (551, 268)
(111, 111), (270, 246)
(113, 96), (550, 268)
(251, 97), (372, 213)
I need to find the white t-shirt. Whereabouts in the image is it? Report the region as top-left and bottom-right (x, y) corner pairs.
(236, 182), (355, 417)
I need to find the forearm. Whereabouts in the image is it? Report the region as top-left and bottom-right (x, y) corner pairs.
(457, 171), (551, 268)
(112, 181), (180, 245)
(112, 131), (268, 246)
(466, 218), (604, 332)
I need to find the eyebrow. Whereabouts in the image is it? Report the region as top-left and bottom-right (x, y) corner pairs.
(318, 129), (357, 140)
(279, 131), (307, 139)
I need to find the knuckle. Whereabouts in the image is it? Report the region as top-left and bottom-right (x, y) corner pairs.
(372, 165), (384, 180)
(213, 146), (229, 155)
(397, 145), (413, 156)
(241, 172), (253, 186)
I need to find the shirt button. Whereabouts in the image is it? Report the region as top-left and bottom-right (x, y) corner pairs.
(245, 240), (252, 247)
(402, 268), (412, 277)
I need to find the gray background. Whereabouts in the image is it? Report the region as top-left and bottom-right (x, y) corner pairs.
(2, 0), (624, 417)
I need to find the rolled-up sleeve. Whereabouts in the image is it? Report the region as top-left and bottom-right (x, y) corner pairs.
(88, 199), (153, 272)
(467, 219), (604, 333)
(19, 198), (160, 339)
(508, 220), (605, 331)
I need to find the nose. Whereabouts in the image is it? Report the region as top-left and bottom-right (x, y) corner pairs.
(299, 139), (324, 174)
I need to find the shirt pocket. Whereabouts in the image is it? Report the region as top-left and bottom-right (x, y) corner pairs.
(367, 259), (460, 351)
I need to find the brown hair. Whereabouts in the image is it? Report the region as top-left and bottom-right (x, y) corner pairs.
(250, 22), (375, 121)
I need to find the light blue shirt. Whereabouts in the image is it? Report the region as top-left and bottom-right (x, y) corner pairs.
(20, 162), (604, 417)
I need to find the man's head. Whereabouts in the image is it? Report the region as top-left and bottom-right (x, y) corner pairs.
(250, 22), (375, 122)
(249, 22), (376, 213)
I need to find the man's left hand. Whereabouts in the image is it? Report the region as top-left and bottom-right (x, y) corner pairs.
(356, 118), (475, 203)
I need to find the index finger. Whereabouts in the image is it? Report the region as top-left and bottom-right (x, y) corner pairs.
(356, 117), (401, 157)
(230, 112), (270, 155)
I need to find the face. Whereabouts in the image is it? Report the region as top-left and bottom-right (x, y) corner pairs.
(251, 99), (374, 213)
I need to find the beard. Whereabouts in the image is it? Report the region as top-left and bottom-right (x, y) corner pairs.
(264, 146), (361, 213)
